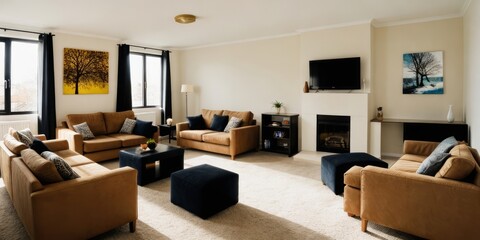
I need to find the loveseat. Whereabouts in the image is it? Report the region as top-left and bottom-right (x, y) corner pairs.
(0, 132), (137, 239)
(343, 140), (480, 239)
(176, 109), (260, 159)
(57, 110), (159, 162)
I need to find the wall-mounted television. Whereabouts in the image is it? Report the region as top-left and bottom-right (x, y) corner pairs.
(309, 57), (361, 90)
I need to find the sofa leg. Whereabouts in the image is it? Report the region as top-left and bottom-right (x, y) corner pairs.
(347, 213), (355, 217)
(361, 219), (368, 232)
(231, 155), (236, 160)
(129, 221), (136, 233)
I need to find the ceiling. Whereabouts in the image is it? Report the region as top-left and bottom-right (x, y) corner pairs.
(0, 0), (469, 49)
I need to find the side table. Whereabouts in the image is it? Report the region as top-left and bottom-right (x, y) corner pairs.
(160, 124), (176, 143)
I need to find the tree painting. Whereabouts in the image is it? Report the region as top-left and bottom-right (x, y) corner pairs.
(403, 51), (443, 94)
(63, 48), (109, 94)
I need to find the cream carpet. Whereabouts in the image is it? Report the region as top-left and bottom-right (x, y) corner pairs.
(0, 149), (419, 240)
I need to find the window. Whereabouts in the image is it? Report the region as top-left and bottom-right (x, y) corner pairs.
(0, 37), (38, 114)
(130, 52), (162, 108)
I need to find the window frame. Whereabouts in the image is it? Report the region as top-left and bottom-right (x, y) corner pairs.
(0, 36), (39, 115)
(130, 51), (163, 108)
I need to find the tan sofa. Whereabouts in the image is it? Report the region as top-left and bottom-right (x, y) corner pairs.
(0, 136), (137, 239)
(344, 140), (480, 239)
(57, 110), (159, 162)
(176, 109), (260, 159)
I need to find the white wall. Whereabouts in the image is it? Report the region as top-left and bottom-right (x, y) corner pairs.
(178, 36), (300, 122)
(464, 0), (480, 149)
(373, 18), (464, 155)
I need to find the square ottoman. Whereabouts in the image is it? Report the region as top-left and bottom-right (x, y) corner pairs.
(170, 164), (239, 219)
(321, 152), (388, 195)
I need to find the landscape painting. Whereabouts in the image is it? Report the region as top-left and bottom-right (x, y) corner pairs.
(403, 51), (443, 94)
(63, 48), (109, 94)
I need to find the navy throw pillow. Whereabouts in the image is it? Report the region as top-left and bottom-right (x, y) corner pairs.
(432, 136), (458, 154)
(187, 115), (206, 130)
(30, 139), (50, 155)
(210, 114), (229, 131)
(133, 119), (154, 138)
(417, 152), (451, 176)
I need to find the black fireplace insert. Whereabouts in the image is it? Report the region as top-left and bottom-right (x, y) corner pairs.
(317, 114), (350, 153)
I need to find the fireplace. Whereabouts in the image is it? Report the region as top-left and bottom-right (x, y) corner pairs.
(317, 114), (350, 153)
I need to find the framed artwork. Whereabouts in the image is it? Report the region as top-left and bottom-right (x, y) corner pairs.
(63, 48), (109, 94)
(403, 51), (443, 94)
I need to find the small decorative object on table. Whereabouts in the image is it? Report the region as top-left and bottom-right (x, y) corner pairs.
(146, 138), (157, 150)
(166, 118), (173, 126)
(272, 100), (283, 114)
(376, 107), (383, 121)
(140, 143), (148, 150)
(447, 105), (454, 123)
(303, 81), (309, 93)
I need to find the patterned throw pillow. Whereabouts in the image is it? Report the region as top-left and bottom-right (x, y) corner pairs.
(73, 122), (95, 140)
(17, 128), (35, 146)
(119, 118), (136, 134)
(224, 117), (243, 133)
(41, 151), (80, 180)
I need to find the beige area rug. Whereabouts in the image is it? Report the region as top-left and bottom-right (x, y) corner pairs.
(0, 150), (419, 240)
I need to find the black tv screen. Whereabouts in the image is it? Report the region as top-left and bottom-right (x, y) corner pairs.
(309, 57), (361, 90)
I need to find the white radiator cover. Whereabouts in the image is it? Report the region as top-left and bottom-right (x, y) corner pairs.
(0, 120), (30, 137)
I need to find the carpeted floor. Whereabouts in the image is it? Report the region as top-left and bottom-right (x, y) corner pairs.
(0, 148), (420, 240)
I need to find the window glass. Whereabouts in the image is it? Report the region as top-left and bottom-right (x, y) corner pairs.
(146, 55), (161, 106)
(130, 54), (143, 107)
(11, 41), (38, 112)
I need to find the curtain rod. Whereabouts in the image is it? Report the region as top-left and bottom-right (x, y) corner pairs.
(127, 44), (170, 52)
(1, 27), (53, 36)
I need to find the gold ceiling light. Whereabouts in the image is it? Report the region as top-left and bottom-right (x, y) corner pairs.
(174, 14), (196, 24)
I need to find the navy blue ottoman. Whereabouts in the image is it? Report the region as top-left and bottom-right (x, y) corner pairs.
(321, 152), (388, 195)
(170, 164), (239, 219)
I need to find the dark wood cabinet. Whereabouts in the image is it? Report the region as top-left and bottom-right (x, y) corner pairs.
(262, 113), (299, 157)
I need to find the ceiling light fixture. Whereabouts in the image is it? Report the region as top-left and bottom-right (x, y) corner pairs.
(174, 14), (196, 24)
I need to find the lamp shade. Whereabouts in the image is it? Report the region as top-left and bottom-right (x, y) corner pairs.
(181, 84), (194, 93)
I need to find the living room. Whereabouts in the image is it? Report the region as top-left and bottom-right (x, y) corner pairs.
(0, 0), (479, 239)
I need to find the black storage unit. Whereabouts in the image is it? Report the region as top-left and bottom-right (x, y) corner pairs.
(261, 113), (299, 157)
(403, 122), (468, 142)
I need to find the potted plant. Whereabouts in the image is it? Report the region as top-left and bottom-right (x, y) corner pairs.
(146, 138), (157, 150)
(272, 100), (283, 114)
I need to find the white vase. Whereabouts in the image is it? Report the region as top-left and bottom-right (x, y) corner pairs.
(447, 105), (454, 123)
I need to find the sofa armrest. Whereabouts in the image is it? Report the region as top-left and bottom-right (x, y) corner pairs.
(176, 122), (190, 136)
(35, 134), (47, 141)
(42, 139), (69, 152)
(403, 140), (439, 156)
(56, 128), (84, 154)
(230, 125), (260, 156)
(361, 166), (480, 239)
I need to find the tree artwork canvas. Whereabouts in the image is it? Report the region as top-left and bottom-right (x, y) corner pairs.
(63, 48), (109, 94)
(403, 51), (443, 94)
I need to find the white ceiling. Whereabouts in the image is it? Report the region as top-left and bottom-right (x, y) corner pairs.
(0, 0), (469, 49)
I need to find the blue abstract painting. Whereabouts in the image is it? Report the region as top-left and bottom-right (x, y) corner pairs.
(403, 51), (443, 94)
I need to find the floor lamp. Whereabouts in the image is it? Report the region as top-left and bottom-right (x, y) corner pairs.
(181, 84), (194, 118)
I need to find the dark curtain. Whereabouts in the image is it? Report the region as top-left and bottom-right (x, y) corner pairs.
(116, 44), (132, 111)
(37, 33), (56, 139)
(161, 50), (172, 124)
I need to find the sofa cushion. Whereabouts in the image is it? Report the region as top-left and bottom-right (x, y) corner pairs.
(83, 135), (122, 153)
(119, 118), (136, 134)
(30, 139), (50, 155)
(103, 110), (135, 134)
(17, 128), (35, 146)
(73, 122), (96, 140)
(41, 151), (80, 180)
(210, 114), (229, 131)
(390, 160), (422, 173)
(202, 132), (230, 146)
(71, 162), (110, 177)
(67, 112), (107, 135)
(435, 156), (476, 180)
(202, 109), (223, 128)
(21, 149), (64, 184)
(398, 154), (427, 163)
(3, 134), (28, 155)
(179, 130), (216, 141)
(109, 133), (147, 147)
(187, 115), (206, 130)
(132, 119), (155, 138)
(54, 149), (94, 167)
(416, 152), (451, 176)
(224, 117), (242, 133)
(223, 110), (253, 127)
